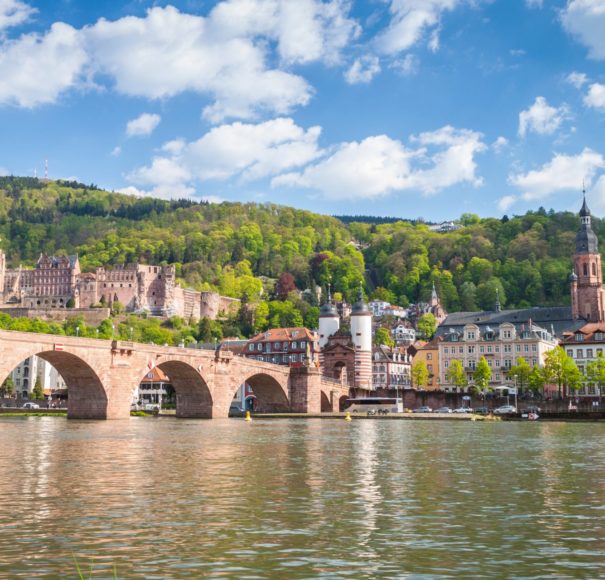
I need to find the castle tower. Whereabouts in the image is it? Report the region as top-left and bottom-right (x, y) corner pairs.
(350, 286), (372, 389)
(571, 194), (605, 321)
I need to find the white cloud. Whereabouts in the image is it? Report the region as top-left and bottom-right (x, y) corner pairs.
(492, 136), (509, 153)
(126, 112), (161, 137)
(525, 0), (543, 7)
(376, 0), (459, 55)
(561, 0), (605, 60)
(566, 71), (588, 89)
(0, 0), (35, 32)
(584, 82), (605, 109)
(110, 145), (121, 157)
(497, 195), (517, 212)
(508, 148), (605, 201)
(391, 53), (419, 75)
(274, 125), (486, 199)
(0, 2), (359, 118)
(127, 117), (323, 196)
(518, 96), (569, 138)
(0, 22), (87, 107)
(345, 55), (381, 84)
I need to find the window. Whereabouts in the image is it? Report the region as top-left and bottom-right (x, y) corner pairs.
(504, 344), (512, 353)
(274, 342), (281, 350)
(249, 344), (254, 351)
(487, 346), (493, 353)
(584, 263), (588, 276)
(468, 346), (475, 354)
(567, 349), (573, 357)
(532, 344), (537, 352)
(427, 364), (433, 372)
(576, 333), (584, 342)
(427, 353), (432, 360)
(524, 345), (529, 352)
(257, 343), (262, 351)
(503, 330), (512, 339)
(444, 360), (449, 368)
(593, 263), (597, 276)
(459, 347), (464, 354)
(598, 348), (603, 356)
(577, 349), (584, 359)
(495, 360), (500, 367)
(444, 347), (449, 354)
(516, 345), (521, 352)
(480, 346), (485, 353)
(587, 349), (594, 358)
(300, 341), (306, 348)
(596, 333), (604, 341)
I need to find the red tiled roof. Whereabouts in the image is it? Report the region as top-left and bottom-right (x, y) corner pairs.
(248, 327), (317, 343)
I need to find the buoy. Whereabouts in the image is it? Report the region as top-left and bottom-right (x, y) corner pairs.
(345, 412), (352, 422)
(245, 410), (252, 422)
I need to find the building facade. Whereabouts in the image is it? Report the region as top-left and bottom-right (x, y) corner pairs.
(243, 327), (320, 367)
(372, 346), (412, 390)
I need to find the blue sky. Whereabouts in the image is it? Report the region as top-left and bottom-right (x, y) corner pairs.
(1, 0), (605, 221)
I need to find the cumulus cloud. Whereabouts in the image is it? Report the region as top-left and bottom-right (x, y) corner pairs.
(561, 0), (605, 60)
(525, 0), (543, 7)
(127, 117), (323, 197)
(497, 195), (517, 212)
(376, 0), (459, 55)
(518, 96), (569, 138)
(110, 145), (121, 157)
(126, 112), (161, 137)
(274, 125), (486, 199)
(0, 2), (359, 118)
(0, 0), (35, 32)
(584, 82), (605, 109)
(508, 148), (605, 201)
(0, 22), (87, 107)
(391, 53), (418, 75)
(566, 71), (588, 89)
(492, 136), (509, 153)
(345, 55), (381, 84)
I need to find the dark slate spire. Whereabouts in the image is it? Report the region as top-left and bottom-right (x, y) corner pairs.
(576, 192), (598, 254)
(351, 281), (370, 315)
(319, 283), (338, 318)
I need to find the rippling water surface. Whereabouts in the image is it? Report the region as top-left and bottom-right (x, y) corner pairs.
(0, 417), (604, 578)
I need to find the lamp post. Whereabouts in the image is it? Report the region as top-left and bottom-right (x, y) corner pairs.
(513, 374), (518, 411)
(76, 326), (80, 338)
(95, 329), (99, 339)
(129, 326), (134, 341)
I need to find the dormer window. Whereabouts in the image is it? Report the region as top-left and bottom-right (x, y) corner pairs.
(595, 332), (604, 341)
(575, 333), (584, 342)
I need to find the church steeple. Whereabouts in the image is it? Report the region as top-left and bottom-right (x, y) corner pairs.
(571, 191), (605, 321)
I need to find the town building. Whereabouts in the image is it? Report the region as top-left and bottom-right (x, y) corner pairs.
(135, 366), (175, 407)
(243, 327), (320, 367)
(391, 323), (416, 345)
(10, 355), (66, 399)
(412, 339), (441, 390)
(372, 345), (412, 390)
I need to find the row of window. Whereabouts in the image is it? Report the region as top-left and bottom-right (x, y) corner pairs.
(573, 332), (604, 342)
(251, 354), (305, 364)
(444, 344), (538, 355)
(444, 358), (538, 369)
(248, 341), (308, 352)
(567, 348), (603, 359)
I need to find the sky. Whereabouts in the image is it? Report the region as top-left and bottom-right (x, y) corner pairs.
(0, 0), (605, 221)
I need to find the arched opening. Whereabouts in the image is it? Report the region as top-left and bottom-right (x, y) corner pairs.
(0, 351), (107, 419)
(334, 361), (346, 380)
(339, 395), (349, 411)
(320, 390), (331, 412)
(593, 262), (597, 276)
(239, 373), (289, 413)
(135, 361), (213, 419)
(584, 263), (588, 276)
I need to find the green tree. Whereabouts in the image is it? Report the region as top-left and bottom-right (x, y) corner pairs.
(417, 313), (437, 339)
(411, 360), (429, 389)
(446, 359), (467, 391)
(32, 376), (44, 400)
(587, 352), (605, 397)
(374, 327), (394, 347)
(528, 366), (545, 393)
(508, 357), (531, 391)
(473, 356), (492, 392)
(1, 376), (15, 398)
(543, 346), (581, 397)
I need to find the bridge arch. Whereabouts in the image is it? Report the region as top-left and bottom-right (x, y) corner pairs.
(231, 372), (290, 415)
(144, 360), (213, 419)
(1, 349), (108, 419)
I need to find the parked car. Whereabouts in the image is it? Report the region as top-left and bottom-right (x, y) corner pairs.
(413, 406), (433, 413)
(493, 405), (517, 415)
(473, 407), (490, 415)
(434, 406), (453, 413)
(229, 404), (245, 416)
(521, 405), (541, 414)
(453, 407), (472, 413)
(22, 402), (40, 409)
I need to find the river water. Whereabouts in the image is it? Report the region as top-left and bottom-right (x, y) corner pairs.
(0, 417), (604, 579)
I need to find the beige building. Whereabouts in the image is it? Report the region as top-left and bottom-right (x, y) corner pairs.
(372, 345), (412, 390)
(438, 321), (558, 392)
(412, 339), (441, 390)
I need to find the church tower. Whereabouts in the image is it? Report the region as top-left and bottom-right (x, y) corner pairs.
(571, 195), (605, 321)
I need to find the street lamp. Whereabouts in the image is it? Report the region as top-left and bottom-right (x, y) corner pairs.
(111, 324), (115, 339)
(76, 326), (80, 337)
(513, 374), (518, 410)
(129, 326), (134, 341)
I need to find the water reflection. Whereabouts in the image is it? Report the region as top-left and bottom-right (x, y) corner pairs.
(0, 418), (604, 577)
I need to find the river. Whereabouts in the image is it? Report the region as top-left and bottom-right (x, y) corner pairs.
(0, 417), (604, 578)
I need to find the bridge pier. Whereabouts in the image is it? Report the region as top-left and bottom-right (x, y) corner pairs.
(289, 366), (322, 413)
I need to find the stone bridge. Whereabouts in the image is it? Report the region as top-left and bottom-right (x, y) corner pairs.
(0, 330), (351, 419)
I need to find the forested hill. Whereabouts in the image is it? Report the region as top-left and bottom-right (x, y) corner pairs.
(0, 176), (595, 314)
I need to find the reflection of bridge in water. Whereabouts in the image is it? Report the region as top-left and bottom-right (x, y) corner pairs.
(0, 330), (350, 419)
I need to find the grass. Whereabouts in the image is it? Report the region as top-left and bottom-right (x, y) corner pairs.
(0, 411), (67, 417)
(72, 555), (118, 579)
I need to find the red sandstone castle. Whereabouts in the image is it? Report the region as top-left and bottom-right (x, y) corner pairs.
(0, 252), (237, 320)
